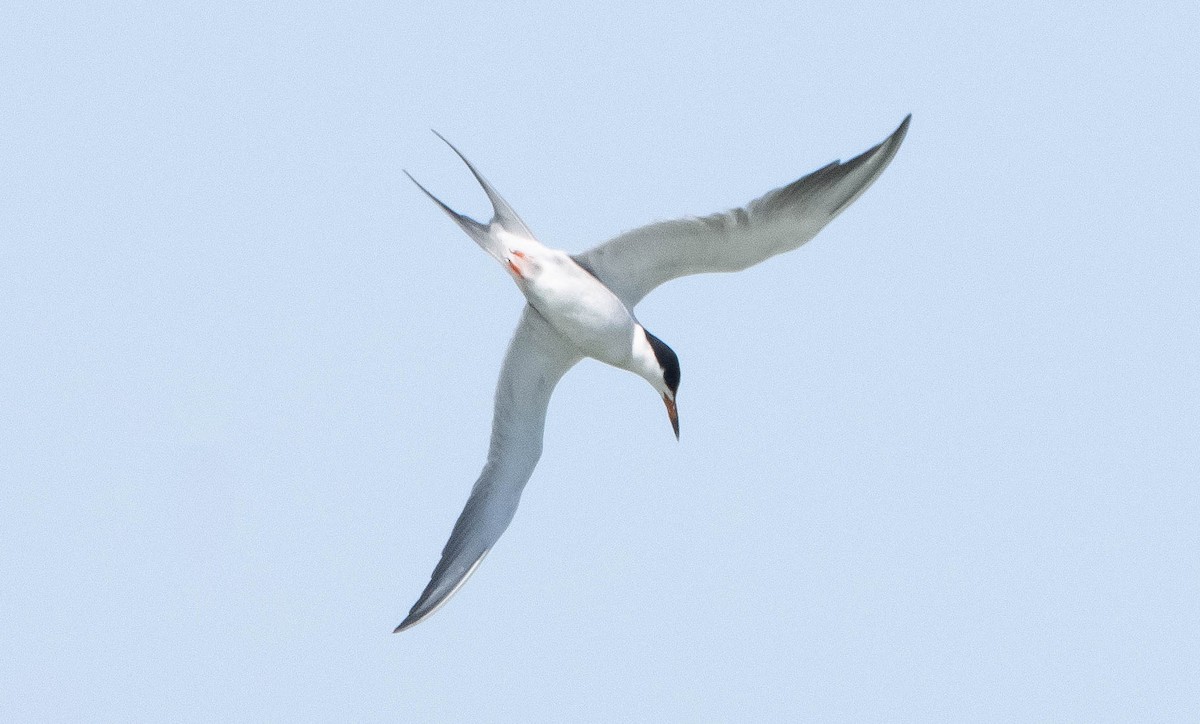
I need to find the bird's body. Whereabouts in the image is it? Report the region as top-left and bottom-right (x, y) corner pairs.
(397, 116), (911, 632)
(509, 244), (638, 368)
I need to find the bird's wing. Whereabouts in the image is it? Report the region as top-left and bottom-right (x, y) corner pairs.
(396, 305), (582, 632)
(574, 115), (910, 308)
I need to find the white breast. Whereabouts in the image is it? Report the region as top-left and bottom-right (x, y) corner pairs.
(515, 249), (636, 367)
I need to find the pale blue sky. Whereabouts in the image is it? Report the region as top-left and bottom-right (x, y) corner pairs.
(3, 2), (1198, 721)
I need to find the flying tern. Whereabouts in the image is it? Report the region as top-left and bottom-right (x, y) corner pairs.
(396, 115), (910, 632)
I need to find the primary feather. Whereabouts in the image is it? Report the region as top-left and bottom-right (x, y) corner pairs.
(575, 115), (910, 307)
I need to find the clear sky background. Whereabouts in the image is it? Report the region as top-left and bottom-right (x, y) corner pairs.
(3, 2), (1198, 721)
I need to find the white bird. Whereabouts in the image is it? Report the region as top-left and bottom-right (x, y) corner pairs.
(396, 116), (910, 632)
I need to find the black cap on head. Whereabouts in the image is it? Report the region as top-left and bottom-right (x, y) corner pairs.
(643, 329), (680, 394)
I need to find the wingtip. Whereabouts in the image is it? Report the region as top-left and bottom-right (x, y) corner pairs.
(892, 114), (912, 143)
(393, 606), (428, 633)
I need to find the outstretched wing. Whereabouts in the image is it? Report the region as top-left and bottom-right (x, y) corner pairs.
(574, 115), (910, 308)
(396, 306), (582, 632)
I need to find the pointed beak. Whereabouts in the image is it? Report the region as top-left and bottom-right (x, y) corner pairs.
(662, 393), (679, 440)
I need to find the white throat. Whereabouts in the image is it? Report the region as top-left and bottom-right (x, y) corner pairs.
(628, 325), (668, 393)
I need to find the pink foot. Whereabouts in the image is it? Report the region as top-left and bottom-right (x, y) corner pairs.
(507, 250), (528, 278)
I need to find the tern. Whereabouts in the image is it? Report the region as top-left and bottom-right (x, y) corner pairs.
(396, 115), (910, 632)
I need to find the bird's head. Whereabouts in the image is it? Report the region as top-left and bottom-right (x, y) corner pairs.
(634, 326), (681, 439)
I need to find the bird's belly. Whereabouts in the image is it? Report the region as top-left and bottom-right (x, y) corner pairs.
(522, 270), (634, 366)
